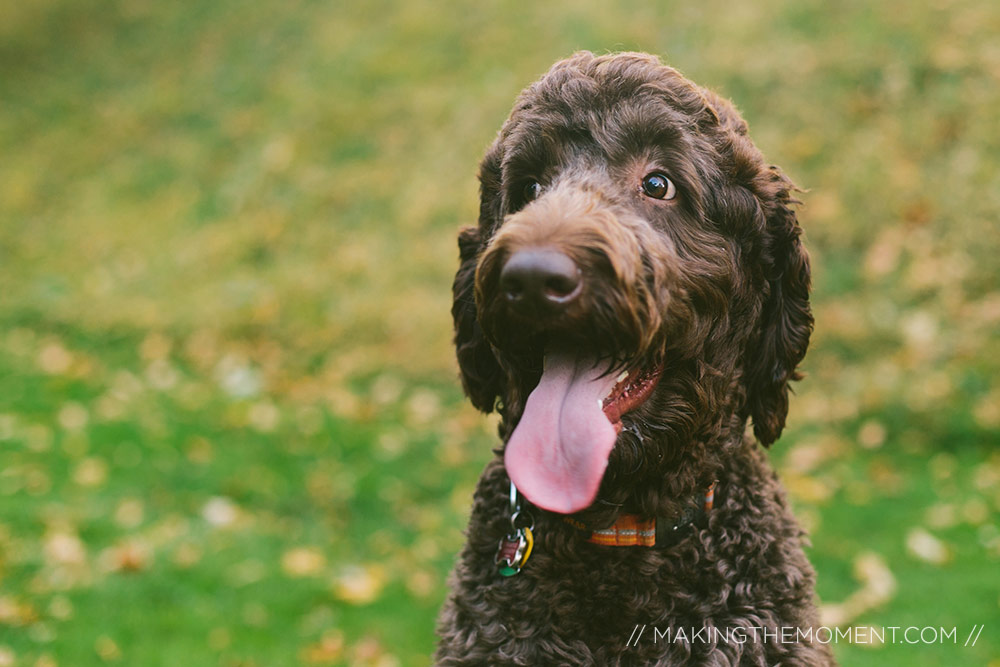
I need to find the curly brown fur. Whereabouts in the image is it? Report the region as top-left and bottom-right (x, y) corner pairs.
(438, 52), (834, 665)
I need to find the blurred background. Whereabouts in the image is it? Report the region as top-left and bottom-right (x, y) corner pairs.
(1, 0), (998, 665)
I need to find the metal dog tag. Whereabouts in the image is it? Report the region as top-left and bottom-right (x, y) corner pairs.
(496, 526), (533, 577)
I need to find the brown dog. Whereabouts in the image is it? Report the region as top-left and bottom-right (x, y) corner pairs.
(437, 52), (834, 666)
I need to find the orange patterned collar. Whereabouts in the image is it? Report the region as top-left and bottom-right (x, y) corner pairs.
(586, 514), (659, 546)
(563, 483), (716, 547)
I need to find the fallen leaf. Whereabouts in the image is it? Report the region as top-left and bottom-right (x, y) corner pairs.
(782, 472), (834, 504)
(215, 356), (261, 398)
(34, 653), (58, 667)
(906, 528), (950, 565)
(38, 342), (73, 375)
(73, 458), (108, 487)
(863, 228), (903, 280)
(282, 547), (327, 577)
(47, 596), (74, 621)
(172, 542), (202, 568)
(100, 540), (152, 573)
(145, 360), (180, 390)
(405, 569), (435, 598)
(202, 497), (239, 528)
(248, 401), (280, 432)
(819, 552), (896, 627)
(44, 531), (86, 566)
(58, 403), (89, 431)
(185, 437), (214, 465)
(857, 420), (887, 449)
(140, 333), (172, 361)
(375, 430), (407, 460)
(370, 374), (404, 406)
(0, 596), (37, 625)
(94, 636), (121, 661)
(925, 503), (958, 529)
(114, 499), (145, 528)
(300, 631), (345, 664)
(333, 564), (386, 605)
(405, 388), (440, 427)
(351, 637), (399, 667)
(961, 498), (989, 525)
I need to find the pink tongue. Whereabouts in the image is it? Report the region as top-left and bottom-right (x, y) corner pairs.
(504, 352), (619, 514)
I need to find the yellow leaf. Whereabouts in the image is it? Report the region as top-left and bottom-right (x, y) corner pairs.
(906, 528), (950, 565)
(73, 458), (108, 488)
(38, 342), (73, 375)
(333, 565), (385, 605)
(281, 547), (327, 578)
(58, 403), (89, 432)
(300, 631), (344, 664)
(94, 636), (121, 662)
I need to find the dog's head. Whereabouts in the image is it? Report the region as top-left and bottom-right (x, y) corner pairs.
(452, 52), (811, 517)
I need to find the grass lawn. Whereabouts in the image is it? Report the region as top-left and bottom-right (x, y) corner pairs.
(1, 1), (998, 665)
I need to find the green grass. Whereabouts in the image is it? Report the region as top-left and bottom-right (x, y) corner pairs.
(2, 1), (999, 665)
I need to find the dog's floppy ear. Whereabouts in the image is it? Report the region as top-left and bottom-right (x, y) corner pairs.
(451, 143), (504, 413)
(747, 167), (813, 446)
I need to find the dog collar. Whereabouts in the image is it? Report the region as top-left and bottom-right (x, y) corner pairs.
(563, 482), (715, 547)
(496, 480), (716, 575)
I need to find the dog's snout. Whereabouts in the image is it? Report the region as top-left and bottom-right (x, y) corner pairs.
(500, 248), (582, 312)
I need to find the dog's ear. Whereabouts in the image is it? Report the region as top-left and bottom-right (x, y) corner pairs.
(452, 226), (502, 412)
(747, 168), (813, 446)
(451, 143), (504, 413)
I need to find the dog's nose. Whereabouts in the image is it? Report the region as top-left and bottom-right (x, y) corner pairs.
(500, 248), (582, 313)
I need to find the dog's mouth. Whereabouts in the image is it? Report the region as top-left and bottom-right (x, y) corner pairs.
(601, 365), (662, 429)
(504, 350), (662, 514)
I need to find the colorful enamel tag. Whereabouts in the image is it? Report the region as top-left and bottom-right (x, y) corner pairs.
(496, 526), (533, 576)
(496, 481), (534, 576)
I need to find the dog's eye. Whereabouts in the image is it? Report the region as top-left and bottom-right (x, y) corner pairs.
(641, 173), (676, 200)
(522, 181), (541, 204)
